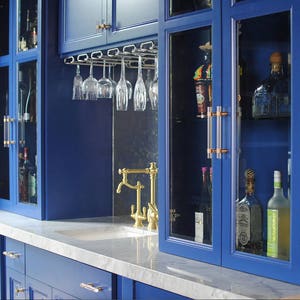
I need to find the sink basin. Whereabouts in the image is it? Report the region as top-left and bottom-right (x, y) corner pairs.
(56, 225), (156, 241)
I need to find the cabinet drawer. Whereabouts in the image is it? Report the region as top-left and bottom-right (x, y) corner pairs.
(3, 238), (25, 274)
(26, 245), (112, 299)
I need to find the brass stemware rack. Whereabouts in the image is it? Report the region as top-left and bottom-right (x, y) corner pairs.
(63, 40), (158, 70)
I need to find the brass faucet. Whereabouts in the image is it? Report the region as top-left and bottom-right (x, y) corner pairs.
(116, 162), (158, 230)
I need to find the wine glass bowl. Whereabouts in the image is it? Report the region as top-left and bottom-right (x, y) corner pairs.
(133, 55), (147, 111)
(98, 60), (114, 99)
(149, 56), (158, 110)
(116, 57), (129, 111)
(82, 61), (98, 100)
(72, 64), (83, 100)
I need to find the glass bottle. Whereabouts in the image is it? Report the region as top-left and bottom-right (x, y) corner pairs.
(252, 52), (290, 119)
(236, 169), (263, 254)
(193, 42), (212, 118)
(267, 170), (290, 260)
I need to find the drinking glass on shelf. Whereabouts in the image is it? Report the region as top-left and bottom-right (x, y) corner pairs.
(98, 60), (114, 99)
(133, 55), (147, 111)
(82, 61), (98, 100)
(72, 65), (83, 100)
(149, 56), (158, 110)
(116, 57), (128, 111)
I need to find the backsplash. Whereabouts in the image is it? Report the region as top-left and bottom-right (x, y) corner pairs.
(113, 69), (158, 216)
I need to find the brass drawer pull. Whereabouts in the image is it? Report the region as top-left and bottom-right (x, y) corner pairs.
(15, 287), (26, 295)
(96, 23), (111, 30)
(80, 282), (103, 293)
(3, 251), (21, 259)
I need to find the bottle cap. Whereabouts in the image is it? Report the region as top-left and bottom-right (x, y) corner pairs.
(270, 52), (282, 64)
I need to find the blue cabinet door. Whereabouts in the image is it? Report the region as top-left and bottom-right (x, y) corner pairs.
(6, 268), (26, 300)
(26, 277), (52, 299)
(107, 0), (158, 44)
(59, 0), (107, 54)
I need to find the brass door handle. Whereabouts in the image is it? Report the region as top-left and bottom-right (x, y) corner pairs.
(96, 23), (111, 30)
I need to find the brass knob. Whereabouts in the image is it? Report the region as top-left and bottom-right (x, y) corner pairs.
(97, 23), (111, 30)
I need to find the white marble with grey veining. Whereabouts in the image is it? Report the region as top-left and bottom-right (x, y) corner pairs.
(0, 210), (300, 299)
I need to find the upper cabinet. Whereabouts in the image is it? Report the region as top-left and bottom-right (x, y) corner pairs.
(59, 0), (159, 55)
(0, 0), (112, 220)
(159, 0), (300, 285)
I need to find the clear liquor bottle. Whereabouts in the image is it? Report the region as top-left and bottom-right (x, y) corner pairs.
(236, 169), (263, 254)
(267, 170), (290, 260)
(252, 52), (290, 119)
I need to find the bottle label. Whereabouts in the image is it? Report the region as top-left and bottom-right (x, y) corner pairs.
(236, 203), (250, 246)
(267, 209), (279, 258)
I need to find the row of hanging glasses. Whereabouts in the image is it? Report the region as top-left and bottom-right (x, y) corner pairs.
(64, 41), (158, 111)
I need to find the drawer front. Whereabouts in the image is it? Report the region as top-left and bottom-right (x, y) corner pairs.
(4, 238), (25, 274)
(26, 245), (112, 299)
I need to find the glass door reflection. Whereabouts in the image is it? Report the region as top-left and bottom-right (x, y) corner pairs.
(235, 12), (290, 260)
(169, 0), (212, 17)
(18, 61), (37, 204)
(169, 26), (212, 245)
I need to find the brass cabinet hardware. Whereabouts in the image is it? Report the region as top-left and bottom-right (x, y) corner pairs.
(96, 23), (111, 30)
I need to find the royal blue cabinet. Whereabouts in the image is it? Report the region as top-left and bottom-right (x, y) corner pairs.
(0, 0), (112, 220)
(159, 0), (300, 285)
(59, 0), (159, 55)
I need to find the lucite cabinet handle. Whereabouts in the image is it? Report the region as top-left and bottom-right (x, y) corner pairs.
(3, 116), (15, 148)
(2, 251), (21, 259)
(80, 282), (103, 293)
(216, 106), (228, 159)
(3, 115), (8, 147)
(207, 106), (228, 159)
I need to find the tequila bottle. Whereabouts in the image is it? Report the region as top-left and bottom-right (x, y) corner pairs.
(193, 42), (212, 118)
(252, 52), (290, 118)
(236, 169), (263, 254)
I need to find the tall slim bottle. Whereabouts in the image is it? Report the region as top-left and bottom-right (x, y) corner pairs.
(267, 170), (290, 260)
(236, 169), (263, 254)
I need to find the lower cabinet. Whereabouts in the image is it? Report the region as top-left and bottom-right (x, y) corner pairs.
(3, 237), (191, 300)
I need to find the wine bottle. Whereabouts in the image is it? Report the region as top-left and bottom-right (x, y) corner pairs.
(236, 169), (263, 254)
(267, 170), (290, 260)
(252, 52), (290, 119)
(19, 147), (29, 202)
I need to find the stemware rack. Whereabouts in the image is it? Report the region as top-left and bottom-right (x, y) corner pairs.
(63, 40), (158, 70)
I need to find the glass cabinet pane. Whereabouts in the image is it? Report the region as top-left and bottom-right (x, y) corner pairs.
(169, 27), (212, 245)
(235, 12), (290, 260)
(18, 61), (37, 204)
(0, 66), (9, 200)
(0, 0), (9, 56)
(18, 0), (38, 52)
(170, 0), (212, 17)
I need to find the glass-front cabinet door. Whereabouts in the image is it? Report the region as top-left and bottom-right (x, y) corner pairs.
(0, 0), (9, 56)
(160, 1), (222, 264)
(17, 60), (37, 205)
(160, 0), (300, 284)
(222, 0), (300, 284)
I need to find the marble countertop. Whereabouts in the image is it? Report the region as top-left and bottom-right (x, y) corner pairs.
(0, 211), (300, 299)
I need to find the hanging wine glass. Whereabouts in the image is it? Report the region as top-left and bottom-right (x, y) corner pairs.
(72, 64), (83, 100)
(145, 69), (152, 102)
(133, 55), (147, 111)
(115, 57), (128, 111)
(108, 64), (117, 97)
(149, 56), (158, 110)
(98, 60), (114, 99)
(82, 61), (98, 100)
